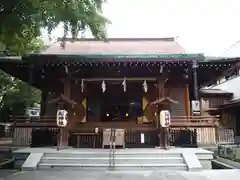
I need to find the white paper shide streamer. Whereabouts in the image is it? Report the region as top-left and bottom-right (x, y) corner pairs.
(143, 80), (148, 92)
(122, 77), (126, 92)
(64, 65), (68, 74)
(102, 80), (106, 93)
(81, 79), (84, 92)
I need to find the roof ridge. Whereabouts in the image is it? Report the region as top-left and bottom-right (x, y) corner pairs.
(57, 37), (177, 42)
(39, 36), (187, 55)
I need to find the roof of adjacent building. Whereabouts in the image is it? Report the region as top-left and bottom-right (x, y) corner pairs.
(219, 40), (240, 57)
(204, 56), (240, 63)
(213, 98), (240, 110)
(42, 37), (187, 55)
(200, 89), (231, 94)
(199, 89), (233, 97)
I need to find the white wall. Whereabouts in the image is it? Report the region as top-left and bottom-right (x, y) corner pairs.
(211, 76), (240, 100)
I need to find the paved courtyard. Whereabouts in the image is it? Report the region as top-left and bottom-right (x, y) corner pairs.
(1, 170), (240, 180)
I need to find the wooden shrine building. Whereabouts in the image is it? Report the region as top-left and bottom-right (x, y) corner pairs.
(0, 37), (239, 148)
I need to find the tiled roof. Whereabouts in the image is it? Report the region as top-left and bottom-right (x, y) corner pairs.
(42, 38), (187, 55)
(215, 98), (240, 109)
(200, 89), (232, 94)
(220, 40), (240, 57)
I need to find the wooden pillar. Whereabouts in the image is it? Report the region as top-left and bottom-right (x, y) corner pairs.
(28, 65), (33, 86)
(63, 78), (71, 98)
(156, 77), (168, 149)
(60, 77), (71, 149)
(184, 85), (191, 117)
(27, 65), (33, 109)
(40, 91), (47, 116)
(157, 78), (165, 98)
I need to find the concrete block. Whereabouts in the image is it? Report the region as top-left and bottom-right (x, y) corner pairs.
(182, 152), (202, 172)
(200, 160), (212, 169)
(21, 153), (43, 171)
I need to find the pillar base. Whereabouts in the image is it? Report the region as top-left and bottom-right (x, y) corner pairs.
(57, 128), (69, 150)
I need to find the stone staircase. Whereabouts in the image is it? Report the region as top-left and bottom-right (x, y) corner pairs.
(37, 149), (188, 171)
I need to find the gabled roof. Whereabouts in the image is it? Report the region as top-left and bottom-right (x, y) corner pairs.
(151, 97), (179, 105)
(42, 37), (187, 55)
(48, 94), (77, 106)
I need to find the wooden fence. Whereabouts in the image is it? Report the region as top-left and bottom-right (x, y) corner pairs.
(0, 125), (5, 138)
(125, 129), (159, 148)
(169, 128), (197, 147)
(12, 127), (32, 146)
(0, 124), (13, 140)
(11, 127), (233, 147)
(217, 128), (235, 144)
(196, 128), (217, 145)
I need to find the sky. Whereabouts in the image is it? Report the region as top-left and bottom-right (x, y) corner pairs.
(42, 0), (240, 56)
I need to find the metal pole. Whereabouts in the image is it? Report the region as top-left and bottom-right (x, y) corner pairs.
(192, 60), (199, 100)
(109, 129), (113, 170)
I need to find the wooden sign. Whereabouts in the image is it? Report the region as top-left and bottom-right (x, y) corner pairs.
(191, 100), (200, 114)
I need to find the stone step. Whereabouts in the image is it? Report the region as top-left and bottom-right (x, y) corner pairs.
(38, 163), (187, 171)
(43, 152), (182, 158)
(41, 156), (184, 164)
(195, 153), (213, 160)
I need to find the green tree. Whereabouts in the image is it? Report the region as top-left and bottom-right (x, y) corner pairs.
(0, 0), (109, 121)
(0, 79), (41, 120)
(0, 0), (109, 55)
(0, 35), (44, 122)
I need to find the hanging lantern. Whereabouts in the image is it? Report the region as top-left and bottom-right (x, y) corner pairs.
(81, 79), (84, 92)
(56, 109), (68, 127)
(102, 80), (106, 93)
(143, 80), (148, 92)
(122, 77), (126, 92)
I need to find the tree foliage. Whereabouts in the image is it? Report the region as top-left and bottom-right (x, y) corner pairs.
(0, 70), (42, 122)
(0, 0), (109, 55)
(0, 0), (109, 121)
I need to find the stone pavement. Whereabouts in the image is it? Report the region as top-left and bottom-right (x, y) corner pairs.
(0, 170), (18, 180)
(1, 170), (240, 180)
(180, 170), (240, 180)
(0, 170), (188, 180)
